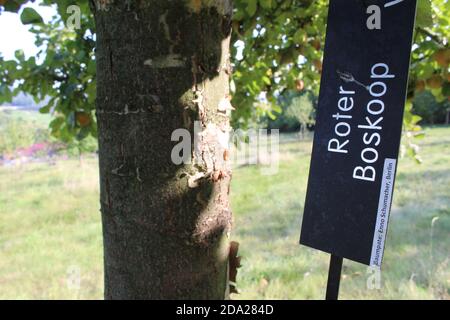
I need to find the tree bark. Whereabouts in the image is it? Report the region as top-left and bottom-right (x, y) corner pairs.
(92, 0), (234, 299)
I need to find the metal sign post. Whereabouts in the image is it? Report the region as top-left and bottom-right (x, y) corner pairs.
(325, 255), (343, 300)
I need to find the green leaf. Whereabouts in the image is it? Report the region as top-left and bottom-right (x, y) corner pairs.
(259, 0), (272, 10)
(49, 117), (64, 132)
(76, 127), (90, 141)
(267, 110), (276, 120)
(416, 63), (434, 80)
(0, 84), (12, 103)
(246, 0), (257, 17)
(20, 7), (44, 25)
(14, 49), (25, 61)
(442, 81), (450, 97)
(416, 0), (433, 28)
(67, 112), (76, 129)
(39, 104), (51, 114)
(86, 80), (97, 104)
(3, 0), (27, 12)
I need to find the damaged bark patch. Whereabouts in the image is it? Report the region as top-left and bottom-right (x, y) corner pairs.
(188, 171), (208, 188)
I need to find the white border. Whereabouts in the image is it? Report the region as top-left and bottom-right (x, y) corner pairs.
(370, 158), (397, 267)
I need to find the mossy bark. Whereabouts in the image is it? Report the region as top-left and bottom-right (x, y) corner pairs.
(92, 0), (233, 300)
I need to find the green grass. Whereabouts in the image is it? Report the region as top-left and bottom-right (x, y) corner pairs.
(0, 158), (102, 299)
(0, 127), (449, 300)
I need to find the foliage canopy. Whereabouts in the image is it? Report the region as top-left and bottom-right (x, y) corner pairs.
(0, 0), (448, 150)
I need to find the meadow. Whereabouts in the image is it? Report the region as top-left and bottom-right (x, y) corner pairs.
(0, 115), (449, 299)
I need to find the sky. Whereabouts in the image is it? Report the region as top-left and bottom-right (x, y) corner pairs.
(0, 1), (55, 60)
(1, 2), (246, 63)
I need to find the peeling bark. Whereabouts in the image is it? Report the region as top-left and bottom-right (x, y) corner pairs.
(93, 0), (233, 300)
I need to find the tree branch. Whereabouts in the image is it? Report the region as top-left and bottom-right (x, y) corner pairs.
(416, 27), (446, 48)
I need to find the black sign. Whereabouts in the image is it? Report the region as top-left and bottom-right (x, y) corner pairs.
(300, 0), (417, 266)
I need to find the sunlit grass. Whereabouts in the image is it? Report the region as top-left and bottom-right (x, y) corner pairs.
(0, 127), (448, 299)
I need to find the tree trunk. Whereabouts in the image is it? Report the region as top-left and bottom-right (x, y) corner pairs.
(92, 0), (234, 299)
